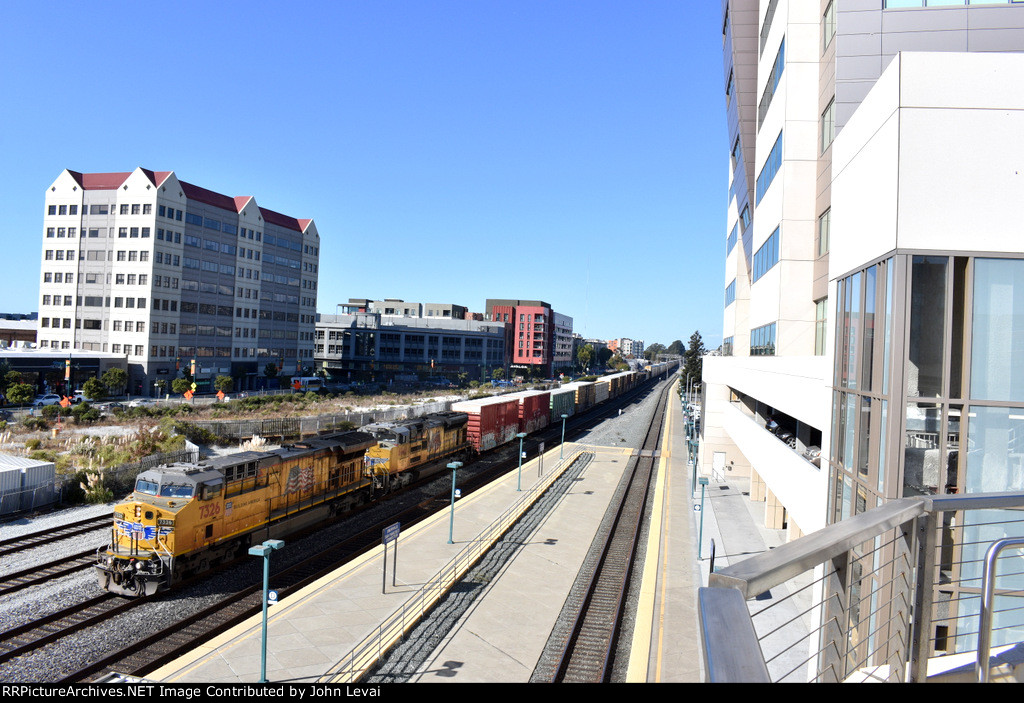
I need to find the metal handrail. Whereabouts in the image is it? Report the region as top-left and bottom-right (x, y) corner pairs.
(977, 537), (1024, 682)
(700, 491), (1024, 683)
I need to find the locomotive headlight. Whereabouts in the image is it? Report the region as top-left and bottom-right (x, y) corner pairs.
(134, 506), (142, 518)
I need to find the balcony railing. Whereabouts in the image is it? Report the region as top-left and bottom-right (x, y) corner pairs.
(699, 492), (1024, 682)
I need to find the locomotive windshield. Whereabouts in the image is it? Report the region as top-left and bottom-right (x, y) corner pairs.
(133, 478), (194, 498)
(162, 484), (194, 498)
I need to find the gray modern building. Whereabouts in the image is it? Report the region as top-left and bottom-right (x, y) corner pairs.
(316, 312), (508, 382)
(39, 168), (320, 395)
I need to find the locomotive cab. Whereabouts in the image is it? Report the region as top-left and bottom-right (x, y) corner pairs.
(95, 464), (219, 596)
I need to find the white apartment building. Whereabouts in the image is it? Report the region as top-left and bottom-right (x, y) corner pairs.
(39, 168), (320, 395)
(705, 0), (1024, 545)
(618, 338), (644, 358)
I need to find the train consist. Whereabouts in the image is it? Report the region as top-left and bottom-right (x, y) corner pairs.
(95, 363), (676, 596)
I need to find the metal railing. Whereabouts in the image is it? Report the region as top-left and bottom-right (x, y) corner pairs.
(317, 447), (594, 683)
(699, 492), (1024, 683)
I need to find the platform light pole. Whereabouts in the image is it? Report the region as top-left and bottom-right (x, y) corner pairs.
(447, 461), (462, 544)
(516, 432), (527, 491)
(249, 538), (285, 683)
(560, 414), (568, 459)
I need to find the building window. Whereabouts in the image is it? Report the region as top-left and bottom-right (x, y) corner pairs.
(818, 209), (831, 257)
(758, 37), (785, 128)
(756, 131), (783, 204)
(759, 0), (779, 55)
(750, 322), (777, 356)
(725, 280), (736, 307)
(822, 98), (836, 153)
(815, 299), (828, 356)
(727, 223), (738, 255)
(753, 227), (780, 282)
(740, 205), (751, 233)
(823, 1), (836, 52)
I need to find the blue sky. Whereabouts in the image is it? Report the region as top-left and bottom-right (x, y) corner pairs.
(0, 1), (727, 351)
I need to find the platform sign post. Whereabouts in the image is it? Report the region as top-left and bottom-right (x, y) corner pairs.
(516, 433), (527, 492)
(382, 522), (401, 592)
(538, 441), (545, 477)
(697, 477), (709, 561)
(248, 539), (285, 683)
(447, 462), (463, 545)
(560, 414), (568, 459)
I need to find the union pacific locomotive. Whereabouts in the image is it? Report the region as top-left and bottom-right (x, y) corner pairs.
(96, 412), (471, 596)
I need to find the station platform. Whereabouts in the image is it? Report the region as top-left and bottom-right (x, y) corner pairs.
(148, 384), (781, 684)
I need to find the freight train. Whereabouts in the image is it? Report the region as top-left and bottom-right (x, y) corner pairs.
(95, 364), (676, 596)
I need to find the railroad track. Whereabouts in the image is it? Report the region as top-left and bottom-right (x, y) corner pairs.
(0, 516), (109, 558)
(547, 380), (670, 683)
(0, 548), (99, 596)
(0, 593), (143, 666)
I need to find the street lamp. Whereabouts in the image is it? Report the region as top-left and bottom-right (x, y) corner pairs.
(249, 539), (285, 683)
(560, 414), (569, 459)
(447, 461), (463, 544)
(516, 432), (527, 492)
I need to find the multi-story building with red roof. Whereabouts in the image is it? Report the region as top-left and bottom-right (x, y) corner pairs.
(38, 167), (320, 395)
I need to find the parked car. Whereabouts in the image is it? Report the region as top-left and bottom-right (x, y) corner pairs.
(127, 398), (157, 408)
(33, 394), (62, 407)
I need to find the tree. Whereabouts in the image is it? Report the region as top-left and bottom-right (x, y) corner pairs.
(666, 339), (685, 357)
(171, 378), (192, 395)
(215, 375), (234, 393)
(491, 367), (505, 380)
(596, 347), (613, 367)
(577, 344), (594, 372)
(6, 383), (34, 406)
(101, 367), (128, 397)
(683, 330), (706, 388)
(644, 343), (667, 361)
(83, 377), (107, 402)
(264, 363), (279, 379)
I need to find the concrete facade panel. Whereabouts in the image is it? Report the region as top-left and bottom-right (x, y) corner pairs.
(897, 106), (1024, 254)
(967, 27), (1024, 51)
(881, 29), (968, 55)
(835, 31), (884, 59)
(881, 7), (967, 33)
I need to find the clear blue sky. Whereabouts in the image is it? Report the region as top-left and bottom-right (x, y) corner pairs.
(0, 1), (727, 351)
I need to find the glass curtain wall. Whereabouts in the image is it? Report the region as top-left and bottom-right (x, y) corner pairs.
(830, 253), (1024, 657)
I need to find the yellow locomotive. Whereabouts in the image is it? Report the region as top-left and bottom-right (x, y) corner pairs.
(362, 411), (471, 491)
(96, 412), (472, 596)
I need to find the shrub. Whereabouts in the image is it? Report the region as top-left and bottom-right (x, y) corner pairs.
(71, 404), (101, 424)
(21, 416), (48, 431)
(25, 438), (41, 450)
